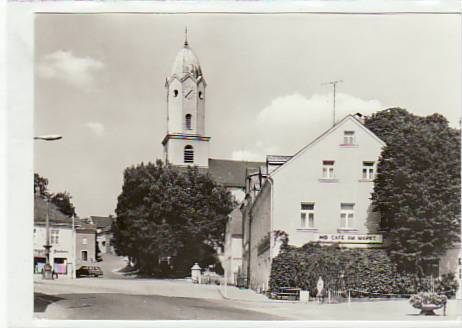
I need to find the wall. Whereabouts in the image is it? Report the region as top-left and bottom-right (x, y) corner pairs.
(271, 117), (384, 248)
(248, 182), (272, 291)
(33, 225), (73, 275)
(166, 138), (210, 167)
(75, 230), (96, 267)
(97, 232), (114, 254)
(439, 243), (462, 299)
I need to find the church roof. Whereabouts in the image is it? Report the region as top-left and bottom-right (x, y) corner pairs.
(208, 158), (265, 188)
(170, 43), (203, 80)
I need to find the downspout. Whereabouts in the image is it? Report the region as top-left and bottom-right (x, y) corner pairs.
(247, 211), (252, 289)
(267, 177), (274, 291)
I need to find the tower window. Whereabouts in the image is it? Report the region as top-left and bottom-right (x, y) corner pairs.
(173, 90), (178, 97)
(185, 114), (192, 130)
(199, 91), (203, 99)
(184, 145), (194, 163)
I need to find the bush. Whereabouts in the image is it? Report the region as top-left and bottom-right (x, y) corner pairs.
(409, 292), (448, 308)
(269, 242), (458, 298)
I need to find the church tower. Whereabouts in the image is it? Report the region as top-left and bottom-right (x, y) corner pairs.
(162, 33), (210, 168)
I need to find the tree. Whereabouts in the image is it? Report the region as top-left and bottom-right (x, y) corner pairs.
(365, 108), (461, 276)
(34, 173), (77, 218)
(50, 192), (77, 218)
(34, 173), (49, 196)
(112, 160), (235, 276)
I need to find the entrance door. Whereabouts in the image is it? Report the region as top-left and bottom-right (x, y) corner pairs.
(53, 257), (68, 274)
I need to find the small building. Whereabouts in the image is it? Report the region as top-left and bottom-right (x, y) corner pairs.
(88, 215), (115, 255)
(34, 196), (97, 276)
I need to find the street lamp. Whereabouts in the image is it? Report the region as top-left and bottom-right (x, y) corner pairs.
(35, 134), (62, 279)
(34, 134), (62, 141)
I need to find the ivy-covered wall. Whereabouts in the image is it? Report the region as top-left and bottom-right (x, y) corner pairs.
(269, 243), (459, 297)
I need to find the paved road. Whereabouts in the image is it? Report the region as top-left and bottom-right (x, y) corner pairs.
(34, 292), (287, 320)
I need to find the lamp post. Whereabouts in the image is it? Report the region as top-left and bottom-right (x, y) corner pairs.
(35, 134), (62, 279)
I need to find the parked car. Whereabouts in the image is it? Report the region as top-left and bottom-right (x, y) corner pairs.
(76, 266), (103, 278)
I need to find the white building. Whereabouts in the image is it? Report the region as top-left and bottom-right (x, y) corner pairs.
(241, 114), (461, 297)
(222, 208), (243, 285)
(242, 114), (387, 291)
(34, 196), (97, 276)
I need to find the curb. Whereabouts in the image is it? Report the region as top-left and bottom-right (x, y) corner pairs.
(215, 286), (303, 304)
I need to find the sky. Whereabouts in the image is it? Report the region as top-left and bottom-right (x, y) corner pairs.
(34, 13), (461, 218)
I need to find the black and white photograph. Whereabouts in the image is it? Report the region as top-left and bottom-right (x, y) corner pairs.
(4, 1), (462, 325)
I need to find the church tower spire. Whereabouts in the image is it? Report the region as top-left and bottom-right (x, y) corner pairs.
(162, 34), (210, 168)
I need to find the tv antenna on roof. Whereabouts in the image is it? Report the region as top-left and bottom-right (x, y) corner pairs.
(321, 80), (343, 126)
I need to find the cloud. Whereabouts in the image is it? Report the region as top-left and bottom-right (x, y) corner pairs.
(37, 50), (104, 89)
(231, 150), (265, 162)
(85, 122), (105, 136)
(232, 92), (385, 159)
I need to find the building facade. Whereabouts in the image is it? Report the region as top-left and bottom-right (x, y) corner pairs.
(88, 216), (115, 255)
(34, 196), (97, 276)
(242, 115), (387, 291)
(222, 208), (243, 285)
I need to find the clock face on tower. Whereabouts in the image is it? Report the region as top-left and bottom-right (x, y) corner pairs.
(183, 88), (195, 100)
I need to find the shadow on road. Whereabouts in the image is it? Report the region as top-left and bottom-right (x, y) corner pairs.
(34, 293), (65, 313)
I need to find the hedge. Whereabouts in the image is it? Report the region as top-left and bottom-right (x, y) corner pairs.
(269, 243), (458, 297)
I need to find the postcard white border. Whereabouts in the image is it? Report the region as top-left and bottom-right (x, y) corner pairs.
(3, 1), (462, 328)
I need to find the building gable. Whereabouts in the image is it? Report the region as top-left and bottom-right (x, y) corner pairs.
(270, 115), (385, 178)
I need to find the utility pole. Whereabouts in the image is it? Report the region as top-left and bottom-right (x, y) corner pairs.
(322, 80), (343, 126)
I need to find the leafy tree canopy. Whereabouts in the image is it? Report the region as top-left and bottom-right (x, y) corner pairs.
(34, 173), (77, 218)
(365, 108), (460, 275)
(50, 192), (77, 218)
(112, 160), (236, 276)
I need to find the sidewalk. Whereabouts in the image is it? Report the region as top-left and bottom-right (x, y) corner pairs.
(217, 284), (299, 303)
(35, 276), (224, 300)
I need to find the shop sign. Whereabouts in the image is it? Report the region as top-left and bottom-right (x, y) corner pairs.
(54, 249), (69, 254)
(315, 233), (383, 244)
(34, 249), (45, 256)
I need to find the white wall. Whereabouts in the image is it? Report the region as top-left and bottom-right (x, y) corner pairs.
(271, 117), (384, 247)
(166, 138), (210, 167)
(33, 225), (73, 275)
(248, 182), (272, 290)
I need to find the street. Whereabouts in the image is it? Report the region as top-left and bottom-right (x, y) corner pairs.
(34, 255), (462, 321)
(35, 292), (286, 320)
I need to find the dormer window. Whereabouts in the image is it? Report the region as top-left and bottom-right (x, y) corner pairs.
(344, 131), (355, 145)
(184, 145), (194, 163)
(185, 114), (192, 130)
(173, 90), (178, 97)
